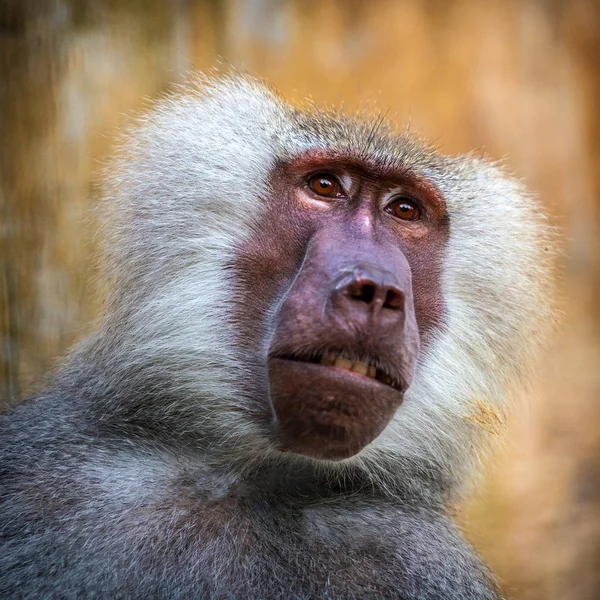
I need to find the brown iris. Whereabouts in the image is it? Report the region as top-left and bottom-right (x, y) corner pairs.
(389, 198), (421, 221)
(308, 174), (341, 198)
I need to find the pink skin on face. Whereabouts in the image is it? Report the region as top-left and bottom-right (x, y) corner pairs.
(233, 151), (449, 460)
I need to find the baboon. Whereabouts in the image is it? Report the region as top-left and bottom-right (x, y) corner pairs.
(0, 76), (554, 599)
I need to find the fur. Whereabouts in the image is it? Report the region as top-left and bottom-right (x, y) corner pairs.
(0, 74), (554, 599)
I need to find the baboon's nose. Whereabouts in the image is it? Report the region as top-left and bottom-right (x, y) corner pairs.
(333, 262), (406, 323)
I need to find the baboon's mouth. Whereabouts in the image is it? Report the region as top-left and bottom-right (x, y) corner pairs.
(268, 351), (407, 460)
(270, 350), (403, 392)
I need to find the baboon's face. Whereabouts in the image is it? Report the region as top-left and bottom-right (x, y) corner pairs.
(234, 150), (449, 460)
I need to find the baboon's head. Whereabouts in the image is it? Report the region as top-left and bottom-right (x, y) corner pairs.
(95, 75), (553, 490)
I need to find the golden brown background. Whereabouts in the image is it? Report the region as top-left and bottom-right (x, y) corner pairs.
(1, 1), (599, 598)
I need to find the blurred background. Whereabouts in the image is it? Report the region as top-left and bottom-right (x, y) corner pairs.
(1, 0), (599, 597)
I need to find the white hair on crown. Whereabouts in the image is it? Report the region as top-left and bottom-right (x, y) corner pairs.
(96, 74), (554, 493)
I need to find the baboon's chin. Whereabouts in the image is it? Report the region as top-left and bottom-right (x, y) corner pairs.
(268, 358), (405, 461)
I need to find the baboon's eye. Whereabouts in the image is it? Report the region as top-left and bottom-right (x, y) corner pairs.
(387, 198), (421, 221)
(308, 174), (342, 198)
